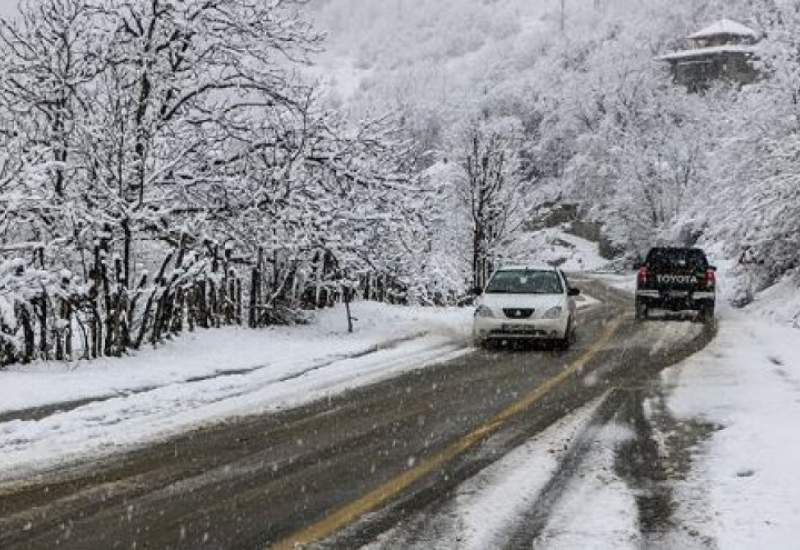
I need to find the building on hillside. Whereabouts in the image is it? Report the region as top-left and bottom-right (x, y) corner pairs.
(656, 19), (759, 91)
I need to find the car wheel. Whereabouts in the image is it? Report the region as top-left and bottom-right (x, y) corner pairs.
(699, 303), (715, 324)
(556, 317), (573, 350)
(635, 299), (648, 321)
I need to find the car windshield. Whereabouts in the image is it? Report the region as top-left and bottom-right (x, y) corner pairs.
(485, 270), (563, 294)
(646, 248), (708, 271)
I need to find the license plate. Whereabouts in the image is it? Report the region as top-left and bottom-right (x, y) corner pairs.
(667, 290), (688, 298)
(502, 324), (532, 333)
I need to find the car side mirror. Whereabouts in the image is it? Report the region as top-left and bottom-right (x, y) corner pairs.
(471, 287), (483, 296)
(708, 265), (717, 271)
(568, 287), (580, 297)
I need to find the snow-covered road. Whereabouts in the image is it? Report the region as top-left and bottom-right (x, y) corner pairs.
(360, 303), (800, 550)
(3, 276), (797, 550)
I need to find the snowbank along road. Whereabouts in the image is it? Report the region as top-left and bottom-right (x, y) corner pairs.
(0, 278), (715, 550)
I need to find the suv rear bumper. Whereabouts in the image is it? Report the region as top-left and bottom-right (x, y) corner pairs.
(636, 289), (715, 310)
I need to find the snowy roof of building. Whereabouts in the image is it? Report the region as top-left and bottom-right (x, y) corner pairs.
(655, 44), (757, 62)
(688, 19), (758, 40)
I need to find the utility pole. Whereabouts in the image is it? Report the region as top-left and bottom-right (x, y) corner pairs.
(560, 0), (565, 33)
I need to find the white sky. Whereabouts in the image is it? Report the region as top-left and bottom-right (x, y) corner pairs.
(0, 0), (17, 18)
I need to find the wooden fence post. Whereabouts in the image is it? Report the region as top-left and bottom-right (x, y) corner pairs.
(36, 292), (48, 359)
(90, 244), (103, 358)
(209, 279), (218, 327)
(172, 286), (184, 334)
(198, 279), (209, 329)
(187, 283), (196, 332)
(19, 303), (34, 363)
(249, 267), (260, 328)
(134, 251), (173, 349)
(62, 294), (73, 360)
(235, 277), (242, 325)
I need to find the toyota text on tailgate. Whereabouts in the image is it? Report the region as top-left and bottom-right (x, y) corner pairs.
(635, 247), (716, 323)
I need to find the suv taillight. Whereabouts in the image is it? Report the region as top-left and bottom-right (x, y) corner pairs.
(638, 266), (649, 285)
(705, 268), (716, 288)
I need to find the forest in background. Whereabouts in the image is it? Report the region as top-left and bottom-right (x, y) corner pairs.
(312, 0), (800, 305)
(1, 0), (799, 365)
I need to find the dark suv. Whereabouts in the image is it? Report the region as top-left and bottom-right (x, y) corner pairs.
(635, 247), (716, 322)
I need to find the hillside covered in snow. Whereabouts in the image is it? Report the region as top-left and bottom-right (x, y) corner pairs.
(309, 0), (800, 321)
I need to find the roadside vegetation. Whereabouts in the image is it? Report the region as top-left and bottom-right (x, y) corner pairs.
(0, 0), (425, 364)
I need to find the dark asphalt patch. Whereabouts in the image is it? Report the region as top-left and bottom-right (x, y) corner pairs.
(500, 390), (623, 549)
(613, 382), (721, 549)
(507, 321), (717, 549)
(364, 319), (716, 549)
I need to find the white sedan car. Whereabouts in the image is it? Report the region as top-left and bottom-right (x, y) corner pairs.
(472, 266), (580, 348)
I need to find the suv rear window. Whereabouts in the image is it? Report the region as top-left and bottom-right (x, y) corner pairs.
(645, 248), (708, 270)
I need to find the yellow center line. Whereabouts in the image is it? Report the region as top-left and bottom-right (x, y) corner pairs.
(269, 317), (624, 550)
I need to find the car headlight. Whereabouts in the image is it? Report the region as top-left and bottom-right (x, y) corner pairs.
(474, 305), (495, 318)
(542, 306), (563, 319)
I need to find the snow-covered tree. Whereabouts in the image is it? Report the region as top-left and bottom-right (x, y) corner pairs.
(452, 117), (529, 289)
(0, 0), (426, 363)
